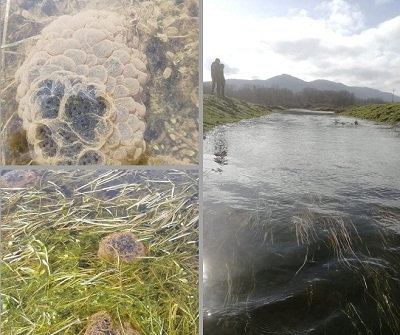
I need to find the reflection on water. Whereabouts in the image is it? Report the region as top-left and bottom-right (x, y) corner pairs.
(213, 129), (229, 169)
(204, 111), (400, 334)
(214, 139), (228, 166)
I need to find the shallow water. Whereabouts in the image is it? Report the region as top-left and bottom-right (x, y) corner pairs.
(0, 0), (199, 165)
(203, 110), (400, 334)
(1, 169), (199, 334)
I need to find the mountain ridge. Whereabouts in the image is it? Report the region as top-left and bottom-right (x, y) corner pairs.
(206, 74), (400, 102)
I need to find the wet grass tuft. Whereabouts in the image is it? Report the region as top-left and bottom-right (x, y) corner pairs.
(294, 208), (400, 334)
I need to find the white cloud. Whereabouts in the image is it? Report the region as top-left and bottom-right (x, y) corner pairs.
(288, 8), (309, 17)
(316, 0), (364, 34)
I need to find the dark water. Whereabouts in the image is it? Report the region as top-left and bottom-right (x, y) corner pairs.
(203, 110), (400, 335)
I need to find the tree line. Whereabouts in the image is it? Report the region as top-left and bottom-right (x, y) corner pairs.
(204, 83), (385, 109)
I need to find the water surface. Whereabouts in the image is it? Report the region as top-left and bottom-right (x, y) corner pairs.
(203, 110), (400, 334)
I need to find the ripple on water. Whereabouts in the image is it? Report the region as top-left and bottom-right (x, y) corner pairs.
(204, 112), (400, 334)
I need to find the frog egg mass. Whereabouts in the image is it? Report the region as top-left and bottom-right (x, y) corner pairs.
(15, 10), (148, 165)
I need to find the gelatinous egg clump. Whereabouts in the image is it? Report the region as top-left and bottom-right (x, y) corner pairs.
(98, 232), (146, 264)
(15, 10), (148, 165)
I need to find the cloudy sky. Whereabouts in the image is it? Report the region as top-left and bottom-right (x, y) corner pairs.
(203, 0), (400, 94)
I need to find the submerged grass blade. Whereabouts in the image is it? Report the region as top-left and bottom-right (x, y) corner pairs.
(1, 170), (199, 334)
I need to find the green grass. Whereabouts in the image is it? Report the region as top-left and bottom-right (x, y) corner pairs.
(339, 103), (400, 125)
(203, 94), (274, 132)
(1, 170), (198, 335)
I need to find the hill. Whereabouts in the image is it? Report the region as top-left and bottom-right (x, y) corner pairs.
(205, 74), (400, 102)
(203, 94), (274, 132)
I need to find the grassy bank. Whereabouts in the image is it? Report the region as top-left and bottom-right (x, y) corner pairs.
(203, 94), (274, 132)
(339, 103), (400, 125)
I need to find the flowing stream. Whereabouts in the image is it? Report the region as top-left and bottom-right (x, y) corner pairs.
(203, 110), (400, 335)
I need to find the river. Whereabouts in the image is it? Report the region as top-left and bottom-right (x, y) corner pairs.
(203, 110), (400, 335)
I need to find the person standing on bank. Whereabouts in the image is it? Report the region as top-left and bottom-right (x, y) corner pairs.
(217, 63), (225, 97)
(211, 58), (220, 94)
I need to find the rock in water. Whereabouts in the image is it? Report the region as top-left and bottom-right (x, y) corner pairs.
(15, 10), (148, 165)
